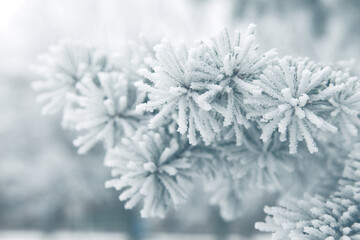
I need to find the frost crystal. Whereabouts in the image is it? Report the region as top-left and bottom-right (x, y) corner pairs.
(105, 129), (193, 218)
(136, 40), (221, 145)
(137, 25), (276, 146)
(256, 144), (360, 240)
(221, 126), (298, 191)
(32, 24), (360, 225)
(328, 70), (360, 141)
(32, 39), (109, 115)
(189, 25), (277, 145)
(247, 57), (343, 153)
(64, 72), (146, 154)
(206, 126), (306, 220)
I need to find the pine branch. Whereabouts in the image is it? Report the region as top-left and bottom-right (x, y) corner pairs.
(255, 144), (360, 239)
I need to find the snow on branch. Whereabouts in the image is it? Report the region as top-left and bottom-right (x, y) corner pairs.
(32, 24), (360, 224)
(247, 57), (343, 154)
(136, 25), (277, 146)
(64, 72), (146, 154)
(255, 144), (360, 239)
(32, 39), (110, 116)
(105, 128), (194, 218)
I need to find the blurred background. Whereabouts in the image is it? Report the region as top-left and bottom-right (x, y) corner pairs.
(0, 0), (359, 239)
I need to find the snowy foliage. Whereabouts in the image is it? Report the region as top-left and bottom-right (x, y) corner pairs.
(204, 125), (336, 220)
(64, 72), (146, 154)
(33, 38), (154, 152)
(204, 127), (294, 220)
(188, 25), (277, 144)
(246, 57), (344, 154)
(218, 126), (298, 191)
(32, 39), (110, 116)
(33, 23), (360, 228)
(136, 40), (222, 145)
(328, 70), (360, 141)
(104, 128), (193, 218)
(255, 144), (360, 239)
(136, 25), (276, 145)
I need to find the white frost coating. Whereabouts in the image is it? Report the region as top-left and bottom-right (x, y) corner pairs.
(248, 57), (342, 154)
(64, 72), (146, 154)
(137, 25), (276, 146)
(104, 129), (193, 218)
(32, 39), (109, 117)
(32, 25), (360, 223)
(256, 145), (360, 240)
